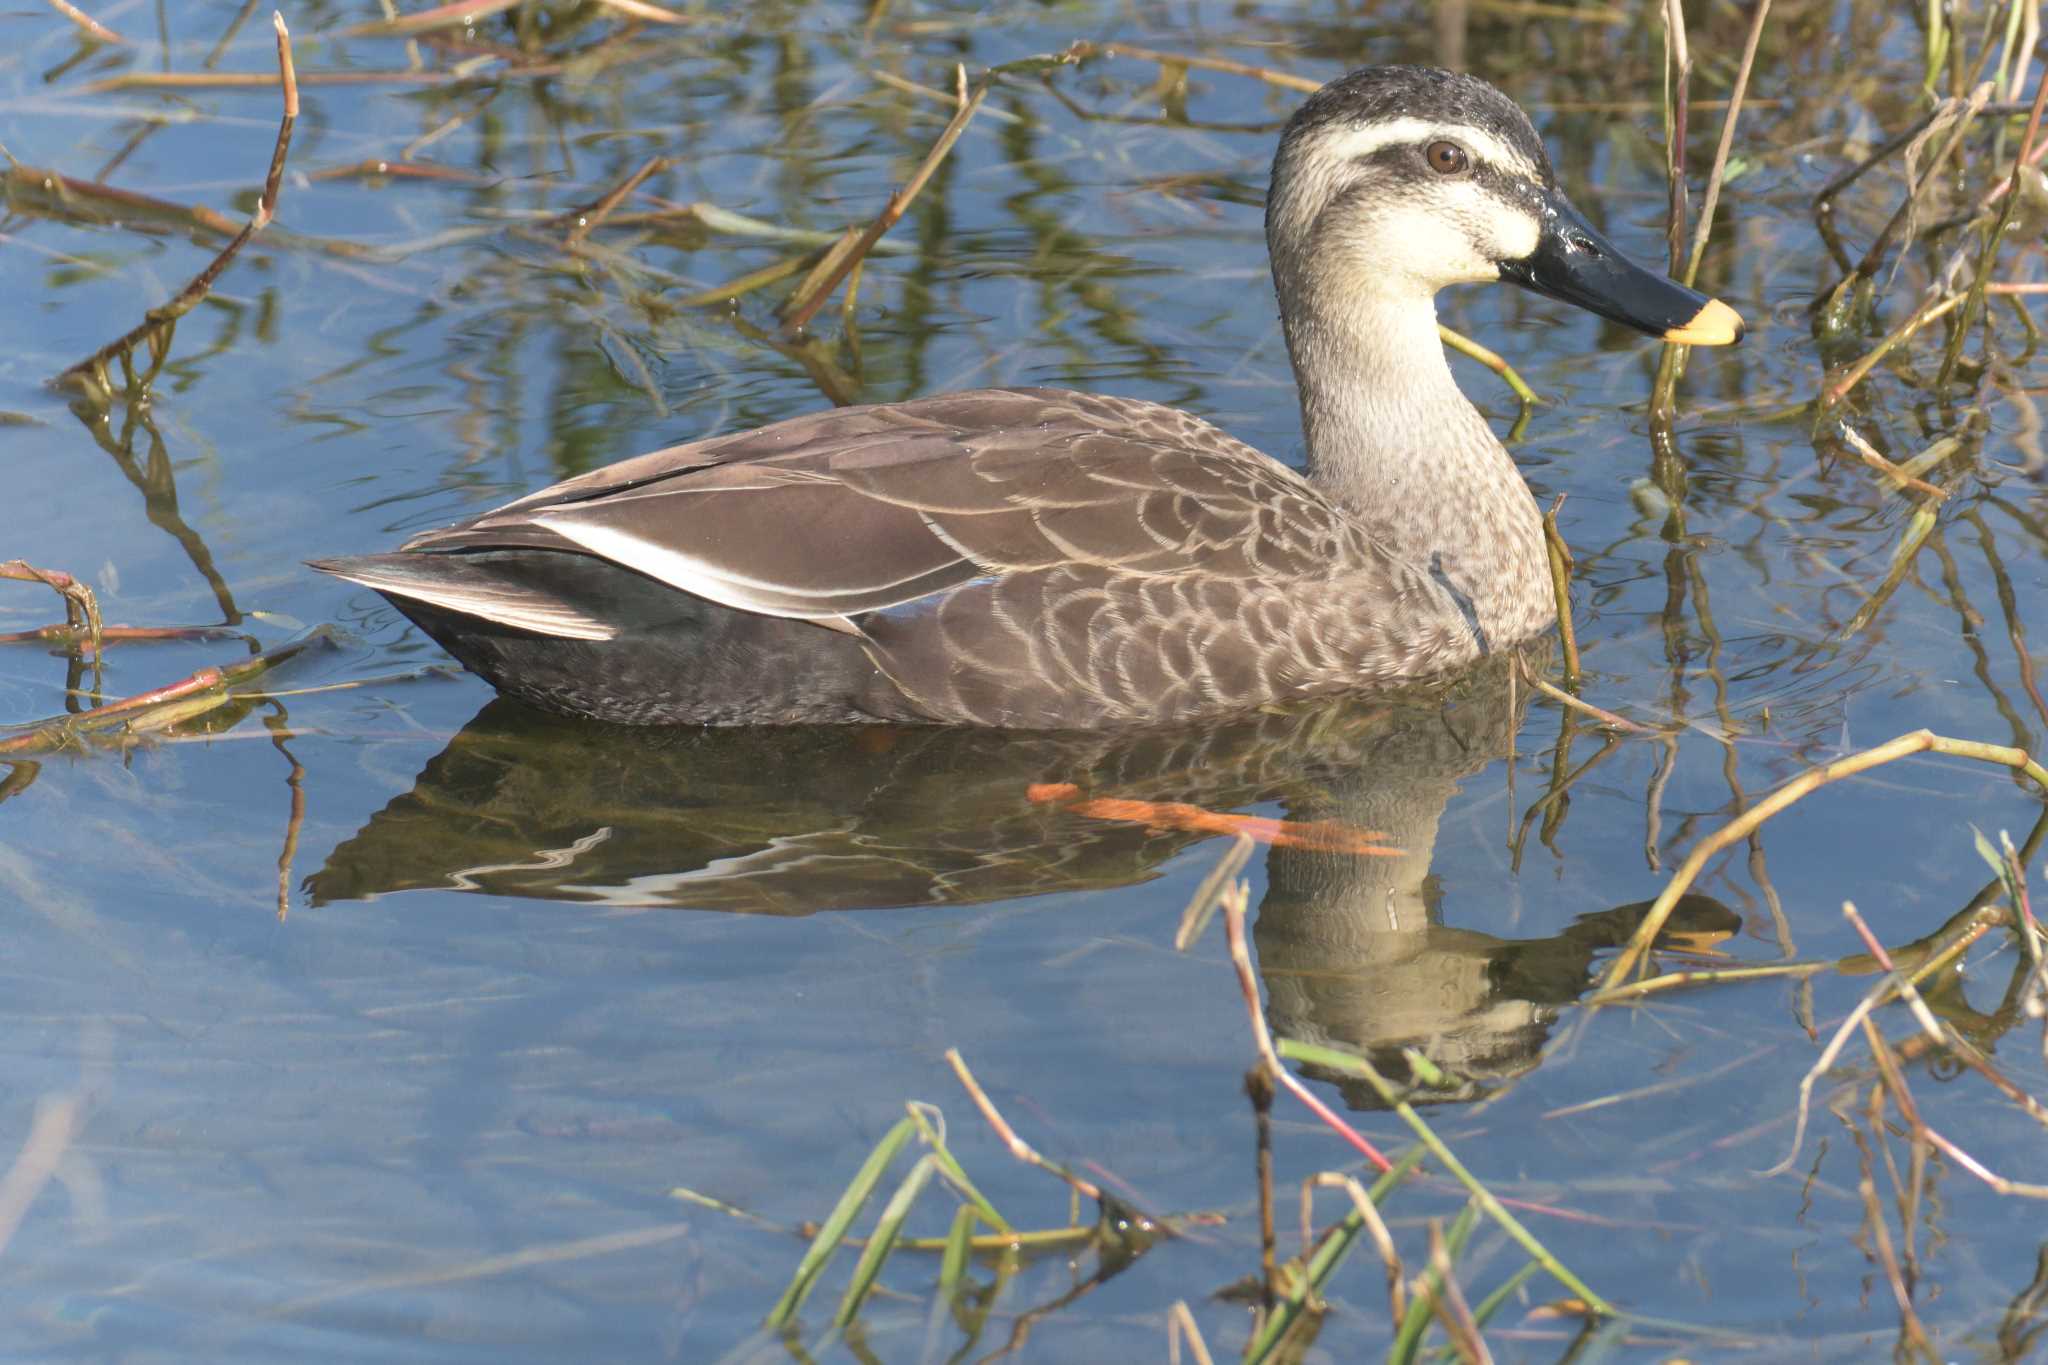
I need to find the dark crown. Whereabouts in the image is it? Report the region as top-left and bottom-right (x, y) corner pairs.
(1278, 65), (1554, 188)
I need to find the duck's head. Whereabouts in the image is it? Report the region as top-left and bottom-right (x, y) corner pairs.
(1266, 65), (1742, 346)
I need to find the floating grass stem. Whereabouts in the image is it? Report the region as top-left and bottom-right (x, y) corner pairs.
(1837, 502), (1941, 641)
(1524, 674), (1646, 733)
(1440, 324), (1538, 405)
(677, 252), (818, 310)
(778, 49), (1085, 333)
(591, 0), (696, 23)
(1586, 958), (1829, 1004)
(79, 60), (581, 92)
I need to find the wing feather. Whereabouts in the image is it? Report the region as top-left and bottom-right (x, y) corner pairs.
(385, 386), (1382, 646)
(309, 554), (618, 640)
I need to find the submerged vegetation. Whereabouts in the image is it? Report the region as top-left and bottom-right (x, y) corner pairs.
(3, 0), (2048, 1360)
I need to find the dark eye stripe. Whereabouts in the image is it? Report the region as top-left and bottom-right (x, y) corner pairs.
(1350, 146), (1529, 206)
(1471, 165), (1523, 199)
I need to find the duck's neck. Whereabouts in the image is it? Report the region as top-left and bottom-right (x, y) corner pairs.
(1281, 289), (1552, 644)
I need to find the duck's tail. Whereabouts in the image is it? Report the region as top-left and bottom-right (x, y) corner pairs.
(308, 553), (618, 641)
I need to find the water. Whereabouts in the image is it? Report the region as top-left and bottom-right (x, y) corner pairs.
(4, 1), (2047, 1359)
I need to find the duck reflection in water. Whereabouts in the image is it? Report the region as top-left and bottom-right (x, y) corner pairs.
(310, 652), (1735, 1108)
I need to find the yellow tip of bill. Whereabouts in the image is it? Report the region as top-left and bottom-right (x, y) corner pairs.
(1662, 297), (1745, 347)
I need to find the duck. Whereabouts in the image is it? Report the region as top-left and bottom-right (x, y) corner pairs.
(312, 65), (1742, 729)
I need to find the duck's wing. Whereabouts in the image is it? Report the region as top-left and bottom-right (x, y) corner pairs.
(394, 386), (1360, 628)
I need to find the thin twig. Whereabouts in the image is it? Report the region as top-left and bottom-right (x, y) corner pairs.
(1937, 63), (2048, 390)
(1922, 1126), (2048, 1198)
(1661, 0), (1691, 272)
(1813, 107), (1938, 211)
(1682, 0), (1769, 284)
(1305, 1173), (1405, 1323)
(871, 68), (1026, 123)
(782, 62), (1000, 333)
(1217, 880), (1394, 1173)
(1279, 1033), (1612, 1314)
(1835, 425), (1950, 500)
(47, 0), (124, 43)
(1246, 1068), (1276, 1312)
(0, 623), (242, 650)
(1842, 902), (1945, 1041)
(1062, 38), (1320, 93)
(0, 634), (322, 756)
(1602, 730), (2048, 989)
(56, 12), (298, 393)
(561, 155), (667, 247)
(1425, 1221), (1493, 1365)
(1858, 1170), (1937, 1357)
(1763, 907), (2003, 1176)
(0, 561), (102, 660)
(1166, 1301), (1216, 1365)
(1523, 671), (1649, 733)
(591, 0), (696, 22)
(1586, 959), (1830, 1005)
(944, 1048), (1102, 1202)
(1652, 0), (1768, 413)
(1823, 290), (1970, 404)
(337, 0), (521, 37)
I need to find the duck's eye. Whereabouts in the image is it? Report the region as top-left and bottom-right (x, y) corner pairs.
(1424, 140), (1469, 175)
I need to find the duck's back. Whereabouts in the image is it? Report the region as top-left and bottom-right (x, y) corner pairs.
(315, 387), (1486, 727)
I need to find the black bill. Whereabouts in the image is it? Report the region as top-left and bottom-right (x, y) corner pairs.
(1499, 186), (1743, 346)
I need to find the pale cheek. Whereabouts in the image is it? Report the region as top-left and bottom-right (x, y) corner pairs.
(1483, 209), (1541, 265)
(1443, 183), (1539, 267)
(1345, 203), (1495, 288)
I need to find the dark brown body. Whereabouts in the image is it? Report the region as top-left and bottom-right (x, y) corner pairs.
(315, 388), (1487, 728)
